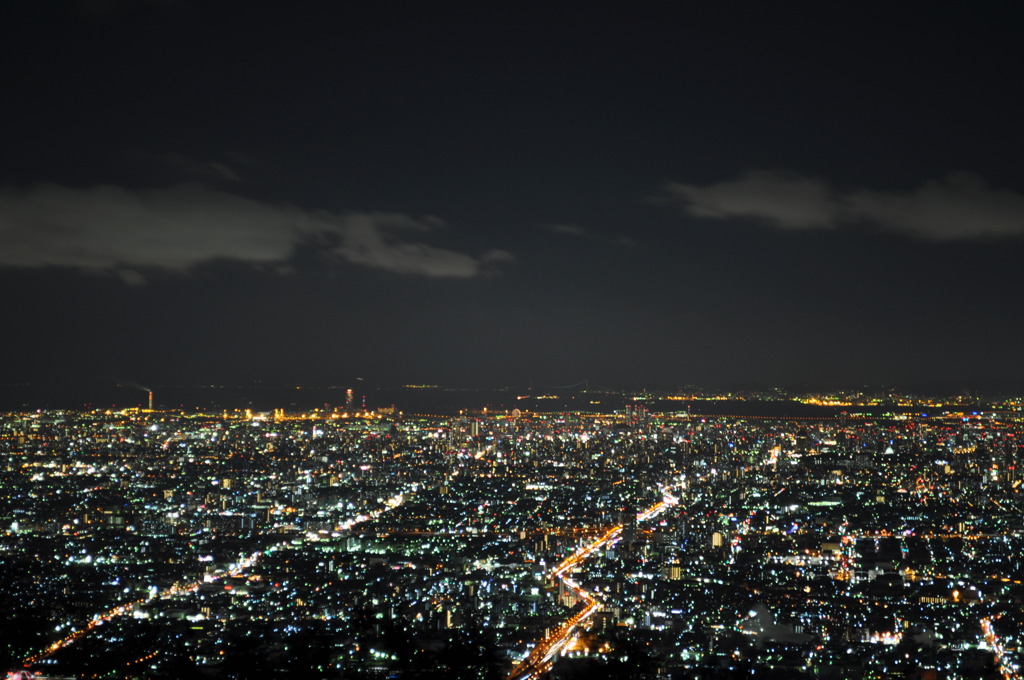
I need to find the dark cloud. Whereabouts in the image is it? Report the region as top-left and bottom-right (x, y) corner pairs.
(333, 212), (513, 278)
(846, 172), (1024, 240)
(127, 151), (243, 183)
(544, 223), (636, 248)
(657, 171), (1024, 240)
(546, 224), (588, 237)
(658, 171), (834, 230)
(0, 183), (510, 279)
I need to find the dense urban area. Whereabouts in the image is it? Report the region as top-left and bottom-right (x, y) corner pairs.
(3, 390), (1024, 679)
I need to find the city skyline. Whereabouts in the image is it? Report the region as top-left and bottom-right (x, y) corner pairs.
(3, 3), (1024, 392)
(4, 400), (1024, 678)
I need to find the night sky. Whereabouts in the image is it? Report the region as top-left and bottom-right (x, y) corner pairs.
(3, 2), (1024, 395)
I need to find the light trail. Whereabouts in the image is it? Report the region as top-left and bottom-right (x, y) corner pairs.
(982, 616), (1019, 680)
(508, 491), (679, 680)
(21, 491), (410, 667)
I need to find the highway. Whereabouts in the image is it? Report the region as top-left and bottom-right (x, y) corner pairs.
(982, 616), (1019, 680)
(21, 491), (411, 668)
(508, 492), (678, 680)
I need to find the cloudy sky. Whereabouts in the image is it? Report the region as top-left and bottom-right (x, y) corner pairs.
(3, 2), (1024, 399)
